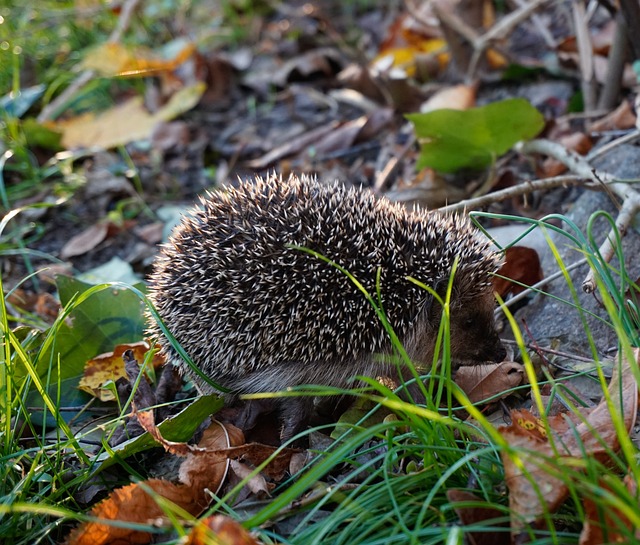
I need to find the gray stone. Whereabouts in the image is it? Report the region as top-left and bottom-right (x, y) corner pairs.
(511, 144), (640, 361)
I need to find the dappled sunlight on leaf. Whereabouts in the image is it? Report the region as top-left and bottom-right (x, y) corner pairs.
(51, 83), (205, 149)
(79, 342), (163, 402)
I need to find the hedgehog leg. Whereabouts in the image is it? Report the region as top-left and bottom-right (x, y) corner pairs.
(278, 397), (314, 443)
(233, 398), (278, 431)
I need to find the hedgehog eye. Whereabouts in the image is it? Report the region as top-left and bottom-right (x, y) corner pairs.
(464, 318), (474, 329)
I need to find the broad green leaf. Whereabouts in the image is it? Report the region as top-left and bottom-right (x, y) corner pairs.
(21, 278), (147, 420)
(406, 98), (544, 173)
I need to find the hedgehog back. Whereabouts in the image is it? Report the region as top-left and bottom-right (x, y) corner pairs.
(147, 174), (496, 392)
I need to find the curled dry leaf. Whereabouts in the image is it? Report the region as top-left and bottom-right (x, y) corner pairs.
(420, 84), (476, 113)
(455, 361), (525, 404)
(500, 348), (639, 536)
(589, 100), (638, 132)
(229, 459), (273, 498)
(65, 478), (211, 545)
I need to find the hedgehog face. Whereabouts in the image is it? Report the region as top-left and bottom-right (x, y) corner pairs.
(447, 290), (505, 365)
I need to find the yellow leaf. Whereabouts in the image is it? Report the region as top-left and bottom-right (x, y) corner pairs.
(53, 82), (205, 149)
(81, 42), (196, 78)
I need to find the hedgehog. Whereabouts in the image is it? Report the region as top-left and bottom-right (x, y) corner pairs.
(147, 173), (505, 440)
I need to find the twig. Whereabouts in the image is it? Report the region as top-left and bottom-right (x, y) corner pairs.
(587, 129), (640, 162)
(572, 1), (598, 112)
(582, 193), (640, 293)
(439, 174), (582, 214)
(497, 258), (589, 314)
(407, 0), (549, 80)
(517, 138), (640, 293)
(619, 0), (640, 58)
(597, 12), (628, 111)
(374, 134), (416, 193)
(37, 0), (142, 122)
(509, 0), (557, 49)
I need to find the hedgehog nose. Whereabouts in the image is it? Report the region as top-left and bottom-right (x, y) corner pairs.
(494, 343), (507, 362)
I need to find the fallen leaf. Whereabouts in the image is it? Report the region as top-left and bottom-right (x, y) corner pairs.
(447, 489), (510, 545)
(456, 361), (525, 404)
(65, 478), (209, 545)
(541, 132), (593, 177)
(81, 42), (196, 78)
(420, 84), (476, 113)
(79, 342), (163, 401)
(53, 82), (205, 149)
(493, 246), (544, 298)
(589, 100), (637, 132)
(579, 474), (640, 544)
(500, 348), (639, 536)
(229, 459), (273, 498)
(66, 421), (244, 545)
(60, 223), (110, 260)
(186, 515), (262, 545)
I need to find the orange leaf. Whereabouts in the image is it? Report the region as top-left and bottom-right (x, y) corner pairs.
(79, 342), (163, 401)
(186, 515), (262, 545)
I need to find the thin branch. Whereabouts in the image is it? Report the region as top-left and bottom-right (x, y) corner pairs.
(517, 138), (640, 293)
(439, 174), (582, 214)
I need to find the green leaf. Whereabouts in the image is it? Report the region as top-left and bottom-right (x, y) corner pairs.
(406, 98), (544, 173)
(22, 118), (63, 151)
(22, 278), (147, 420)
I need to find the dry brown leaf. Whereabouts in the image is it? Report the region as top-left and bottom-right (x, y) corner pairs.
(456, 362), (524, 404)
(589, 100), (637, 132)
(420, 84), (476, 113)
(500, 348), (639, 536)
(52, 82), (205, 149)
(247, 122), (339, 169)
(66, 422), (244, 545)
(501, 410), (569, 533)
(541, 132), (593, 177)
(447, 489), (510, 545)
(60, 223), (110, 260)
(216, 442), (300, 482)
(79, 342), (163, 401)
(579, 474), (640, 545)
(229, 459), (274, 498)
(312, 110), (393, 156)
(65, 478), (209, 545)
(493, 246), (544, 298)
(81, 42), (196, 78)
(178, 421), (244, 491)
(6, 289), (60, 322)
(186, 515), (262, 545)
